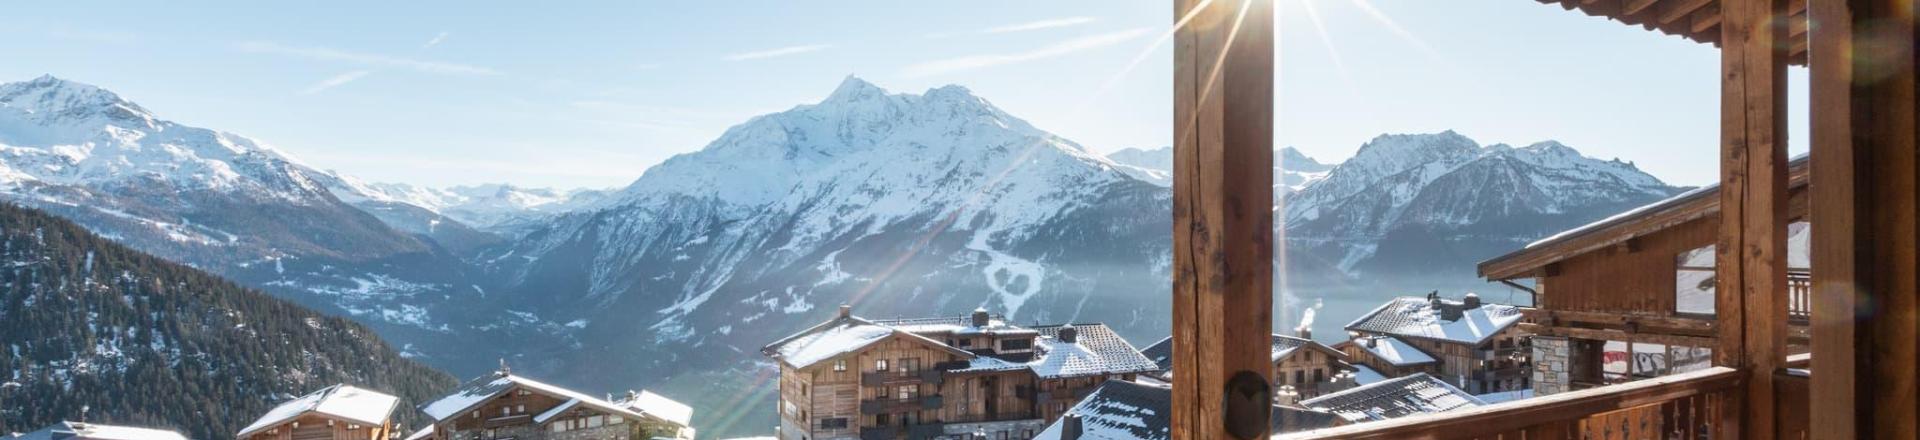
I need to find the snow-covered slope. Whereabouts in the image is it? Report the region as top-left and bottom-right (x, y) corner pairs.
(0, 75), (532, 372)
(479, 76), (1173, 392)
(1283, 131), (1679, 277)
(350, 182), (612, 233)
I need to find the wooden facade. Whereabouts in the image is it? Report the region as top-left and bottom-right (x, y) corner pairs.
(768, 308), (1154, 440)
(416, 374), (693, 440)
(242, 413), (392, 440)
(1269, 338), (1352, 399)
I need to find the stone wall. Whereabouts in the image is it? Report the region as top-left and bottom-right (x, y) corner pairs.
(1531, 336), (1572, 396)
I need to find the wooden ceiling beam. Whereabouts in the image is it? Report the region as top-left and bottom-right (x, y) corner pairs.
(1623, 0), (1662, 16)
(1658, 0), (1716, 25)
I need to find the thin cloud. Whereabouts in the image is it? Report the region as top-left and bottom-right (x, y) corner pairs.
(300, 70), (372, 95)
(421, 31), (450, 50)
(236, 41), (499, 75)
(903, 27), (1152, 77)
(723, 44), (831, 61)
(983, 16), (1098, 34)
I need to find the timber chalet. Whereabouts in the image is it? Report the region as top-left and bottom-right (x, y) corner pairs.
(236, 384), (400, 440)
(1138, 333), (1354, 399)
(762, 306), (1159, 440)
(1335, 293), (1530, 394)
(406, 367), (695, 440)
(1479, 157), (1812, 395)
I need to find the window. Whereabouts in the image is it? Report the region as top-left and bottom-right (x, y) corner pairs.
(501, 407), (511, 417)
(1294, 370), (1305, 384)
(1313, 369), (1324, 383)
(899, 358), (921, 372)
(1001, 338), (1032, 350)
(957, 338), (973, 348)
(998, 431), (1009, 440)
(876, 359), (890, 371)
(552, 424), (566, 433)
(818, 418), (849, 429)
(1676, 244), (1717, 315)
(876, 414), (890, 426)
(1024, 430), (1034, 440)
(588, 415), (604, 428)
(834, 360), (848, 371)
(516, 404), (525, 414)
(898, 385), (918, 400)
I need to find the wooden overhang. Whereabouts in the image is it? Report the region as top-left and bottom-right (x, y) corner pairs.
(1477, 155), (1809, 281)
(1535, 0), (1810, 64)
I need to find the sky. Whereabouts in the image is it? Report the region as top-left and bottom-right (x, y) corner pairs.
(0, 1), (1805, 189)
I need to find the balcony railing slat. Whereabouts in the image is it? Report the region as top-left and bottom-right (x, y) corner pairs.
(1277, 366), (1743, 439)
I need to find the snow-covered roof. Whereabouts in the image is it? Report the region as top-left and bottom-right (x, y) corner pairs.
(1351, 335), (1437, 366)
(1139, 336), (1173, 374)
(619, 390), (695, 426)
(1349, 364), (1389, 386)
(1300, 373), (1485, 423)
(533, 399), (583, 424)
(762, 314), (972, 369)
(419, 372), (647, 424)
(15, 422), (189, 440)
(1030, 380), (1339, 440)
(1023, 325), (1160, 379)
(873, 313), (1039, 337)
(765, 311), (1156, 379)
(237, 384), (398, 438)
(1139, 334), (1340, 377)
(1345, 296), (1524, 345)
(402, 425), (435, 440)
(1474, 389), (1535, 404)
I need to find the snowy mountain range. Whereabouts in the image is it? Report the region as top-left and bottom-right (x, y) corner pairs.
(0, 74), (1681, 438)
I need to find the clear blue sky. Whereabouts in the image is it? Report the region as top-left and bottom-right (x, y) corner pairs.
(0, 1), (1805, 189)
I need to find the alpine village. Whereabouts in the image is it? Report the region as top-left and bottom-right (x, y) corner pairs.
(6, 0), (1919, 438)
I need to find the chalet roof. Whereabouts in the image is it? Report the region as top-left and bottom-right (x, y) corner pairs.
(1350, 364), (1389, 386)
(1140, 334), (1342, 377)
(1299, 373), (1486, 423)
(1344, 296), (1523, 346)
(1139, 336), (1173, 374)
(873, 313), (1040, 337)
(1531, 0), (1810, 65)
(237, 384), (399, 438)
(618, 390), (695, 427)
(1030, 380), (1340, 440)
(403, 425), (435, 440)
(1480, 155), (1810, 280)
(418, 372), (646, 424)
(1029, 324), (1161, 379)
(15, 422), (189, 440)
(1351, 335), (1437, 366)
(766, 311), (1156, 379)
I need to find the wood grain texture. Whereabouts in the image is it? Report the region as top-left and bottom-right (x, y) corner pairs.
(1716, 0), (1791, 438)
(1171, 0), (1274, 439)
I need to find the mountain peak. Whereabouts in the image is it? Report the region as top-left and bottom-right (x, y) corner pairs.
(823, 75), (887, 103)
(0, 75), (154, 126)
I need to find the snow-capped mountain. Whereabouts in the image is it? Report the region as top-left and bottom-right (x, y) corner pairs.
(0, 75), (538, 371)
(1283, 130), (1680, 279)
(351, 182), (612, 233)
(476, 76), (1174, 392)
(1104, 145), (1335, 192)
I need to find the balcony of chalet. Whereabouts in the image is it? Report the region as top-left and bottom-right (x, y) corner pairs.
(1161, 0), (1912, 437)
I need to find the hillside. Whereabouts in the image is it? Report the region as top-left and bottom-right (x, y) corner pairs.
(0, 203), (454, 438)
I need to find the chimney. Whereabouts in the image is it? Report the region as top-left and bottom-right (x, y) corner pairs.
(971, 308), (990, 327)
(1273, 385), (1300, 406)
(498, 358), (512, 377)
(1463, 293), (1482, 309)
(838, 304), (851, 318)
(1362, 337), (1377, 348)
(627, 390), (640, 402)
(1427, 290), (1441, 308)
(1295, 326), (1312, 340)
(1058, 324), (1079, 344)
(1061, 413), (1083, 440)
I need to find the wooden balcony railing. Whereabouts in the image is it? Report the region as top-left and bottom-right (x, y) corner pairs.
(1787, 271), (1811, 324)
(1278, 367), (1744, 439)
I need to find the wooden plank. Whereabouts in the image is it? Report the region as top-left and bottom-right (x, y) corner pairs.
(1275, 367), (1743, 440)
(1171, 0), (1274, 439)
(1717, 0), (1792, 439)
(1808, 0), (1920, 437)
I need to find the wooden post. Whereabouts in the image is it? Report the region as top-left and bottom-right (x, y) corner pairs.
(1171, 0), (1274, 439)
(1716, 0), (1790, 438)
(1809, 0), (1919, 437)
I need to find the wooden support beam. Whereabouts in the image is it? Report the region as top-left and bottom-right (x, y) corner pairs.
(1716, 0), (1791, 439)
(1809, 0), (1919, 437)
(1171, 0), (1274, 439)
(1659, 0), (1716, 24)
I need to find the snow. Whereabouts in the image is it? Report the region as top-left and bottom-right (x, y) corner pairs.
(19, 422), (189, 440)
(623, 390), (695, 426)
(420, 375), (515, 420)
(423, 373), (651, 423)
(1346, 297), (1525, 345)
(1354, 336), (1436, 366)
(770, 321), (898, 368)
(402, 425), (435, 440)
(1474, 389), (1534, 404)
(533, 398), (582, 424)
(1350, 364), (1389, 385)
(237, 384), (399, 437)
